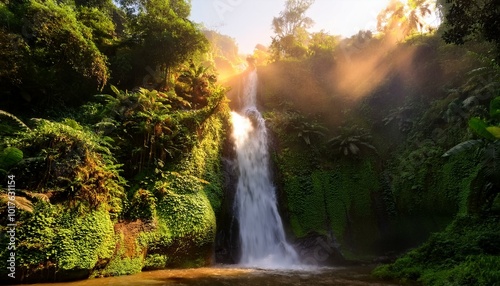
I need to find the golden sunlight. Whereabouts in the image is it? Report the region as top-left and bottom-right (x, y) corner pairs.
(230, 111), (254, 143)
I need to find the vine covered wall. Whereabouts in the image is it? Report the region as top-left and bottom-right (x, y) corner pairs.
(269, 114), (483, 260)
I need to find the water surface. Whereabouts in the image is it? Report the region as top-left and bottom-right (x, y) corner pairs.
(22, 266), (403, 286)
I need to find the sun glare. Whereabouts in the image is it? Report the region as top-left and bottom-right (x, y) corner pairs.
(314, 0), (440, 38)
(230, 112), (254, 144)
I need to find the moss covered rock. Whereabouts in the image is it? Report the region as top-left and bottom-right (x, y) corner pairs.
(139, 171), (217, 269)
(0, 203), (116, 283)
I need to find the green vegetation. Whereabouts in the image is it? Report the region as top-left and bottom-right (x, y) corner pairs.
(97, 230), (144, 277)
(0, 0), (499, 284)
(0, 203), (116, 281)
(0, 88), (229, 281)
(257, 0), (500, 281)
(0, 0), (208, 111)
(440, 0), (500, 60)
(7, 119), (126, 212)
(373, 216), (500, 285)
(0, 0), (231, 283)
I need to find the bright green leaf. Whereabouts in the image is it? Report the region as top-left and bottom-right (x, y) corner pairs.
(486, 126), (500, 139)
(110, 85), (120, 97)
(469, 117), (496, 140)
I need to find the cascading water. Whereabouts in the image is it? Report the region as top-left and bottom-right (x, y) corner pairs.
(231, 69), (299, 268)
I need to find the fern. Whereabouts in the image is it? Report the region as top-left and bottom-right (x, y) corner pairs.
(0, 194), (34, 212)
(0, 110), (30, 132)
(94, 93), (119, 103)
(23, 191), (50, 203)
(0, 147), (23, 169)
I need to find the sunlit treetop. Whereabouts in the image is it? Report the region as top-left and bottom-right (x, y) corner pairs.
(118, 0), (191, 18)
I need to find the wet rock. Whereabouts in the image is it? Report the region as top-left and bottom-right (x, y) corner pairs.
(294, 232), (346, 266)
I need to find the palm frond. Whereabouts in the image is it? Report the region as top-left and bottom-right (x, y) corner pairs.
(348, 143), (360, 155)
(358, 142), (378, 154)
(442, 140), (483, 157)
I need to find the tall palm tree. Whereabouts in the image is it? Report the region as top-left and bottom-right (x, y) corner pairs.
(377, 0), (433, 40)
(407, 0), (432, 33)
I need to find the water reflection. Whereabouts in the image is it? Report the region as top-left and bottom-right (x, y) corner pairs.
(21, 266), (401, 286)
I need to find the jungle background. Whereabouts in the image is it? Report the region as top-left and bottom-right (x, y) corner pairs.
(0, 0), (499, 285)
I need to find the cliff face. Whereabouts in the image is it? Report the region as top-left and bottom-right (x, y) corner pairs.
(267, 128), (478, 261)
(253, 53), (481, 262)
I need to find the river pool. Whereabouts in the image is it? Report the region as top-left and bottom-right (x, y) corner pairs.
(21, 265), (405, 286)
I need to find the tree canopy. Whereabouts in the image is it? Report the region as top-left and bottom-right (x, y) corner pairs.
(0, 0), (208, 111)
(270, 0), (315, 60)
(441, 0), (500, 60)
(376, 0), (433, 41)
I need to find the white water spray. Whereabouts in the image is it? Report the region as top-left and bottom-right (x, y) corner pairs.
(231, 69), (299, 268)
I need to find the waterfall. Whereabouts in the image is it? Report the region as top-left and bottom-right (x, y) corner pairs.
(231, 69), (299, 268)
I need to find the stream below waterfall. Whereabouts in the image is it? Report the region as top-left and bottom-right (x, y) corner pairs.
(20, 266), (403, 286)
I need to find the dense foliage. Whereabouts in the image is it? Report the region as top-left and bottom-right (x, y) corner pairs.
(0, 0), (232, 283)
(441, 0), (500, 61)
(252, 0), (500, 282)
(0, 0), (207, 112)
(374, 216), (500, 285)
(0, 0), (499, 284)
